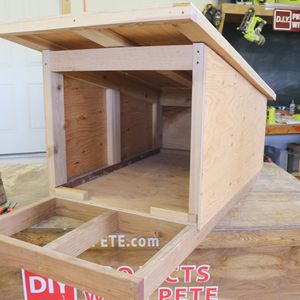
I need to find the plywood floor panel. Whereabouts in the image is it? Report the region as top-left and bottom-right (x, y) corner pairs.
(78, 150), (190, 214)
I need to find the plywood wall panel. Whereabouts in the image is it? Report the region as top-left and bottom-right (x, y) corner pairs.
(64, 76), (107, 178)
(120, 94), (153, 159)
(162, 107), (191, 151)
(199, 48), (267, 229)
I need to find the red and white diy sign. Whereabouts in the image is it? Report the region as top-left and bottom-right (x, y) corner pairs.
(22, 270), (77, 300)
(22, 265), (219, 299)
(273, 9), (300, 31)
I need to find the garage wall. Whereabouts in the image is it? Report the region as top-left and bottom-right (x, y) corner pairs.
(0, 0), (60, 155)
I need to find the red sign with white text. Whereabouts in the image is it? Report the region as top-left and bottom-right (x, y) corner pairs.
(22, 265), (219, 300)
(274, 9), (300, 31)
(22, 270), (77, 300)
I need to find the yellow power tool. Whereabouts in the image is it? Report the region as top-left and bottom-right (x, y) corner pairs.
(237, 8), (267, 46)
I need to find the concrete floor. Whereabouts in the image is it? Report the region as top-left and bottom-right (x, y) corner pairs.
(0, 163), (49, 208)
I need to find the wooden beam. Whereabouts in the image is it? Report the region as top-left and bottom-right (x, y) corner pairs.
(5, 35), (64, 51)
(106, 89), (121, 165)
(188, 43), (206, 218)
(159, 71), (192, 88)
(43, 51), (67, 189)
(45, 211), (118, 256)
(0, 198), (56, 236)
(49, 45), (193, 72)
(0, 235), (144, 299)
(150, 207), (191, 224)
(136, 225), (198, 298)
(64, 72), (159, 104)
(75, 29), (193, 88)
(75, 28), (133, 47)
(55, 186), (89, 201)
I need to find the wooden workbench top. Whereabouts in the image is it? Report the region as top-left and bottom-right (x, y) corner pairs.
(1, 162), (300, 299)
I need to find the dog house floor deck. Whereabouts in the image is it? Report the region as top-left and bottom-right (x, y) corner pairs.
(78, 150), (190, 216)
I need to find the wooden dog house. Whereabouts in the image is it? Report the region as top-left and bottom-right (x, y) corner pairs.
(0, 3), (275, 299)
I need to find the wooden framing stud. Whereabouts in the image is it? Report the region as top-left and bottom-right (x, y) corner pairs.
(106, 89), (121, 165)
(188, 43), (206, 218)
(0, 197), (56, 236)
(75, 28), (133, 47)
(45, 211), (118, 256)
(43, 50), (67, 189)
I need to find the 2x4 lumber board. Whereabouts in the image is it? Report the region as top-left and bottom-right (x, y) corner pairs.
(45, 211), (118, 256)
(75, 28), (192, 88)
(176, 6), (275, 100)
(106, 89), (121, 165)
(188, 43), (205, 217)
(136, 225), (198, 298)
(0, 198), (56, 236)
(75, 28), (133, 47)
(159, 71), (192, 88)
(4, 35), (64, 51)
(54, 186), (89, 201)
(0, 235), (143, 299)
(150, 207), (190, 224)
(49, 45), (193, 72)
(64, 72), (159, 104)
(43, 51), (67, 189)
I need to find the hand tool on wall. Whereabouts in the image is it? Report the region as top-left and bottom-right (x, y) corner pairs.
(203, 4), (222, 28)
(237, 8), (267, 45)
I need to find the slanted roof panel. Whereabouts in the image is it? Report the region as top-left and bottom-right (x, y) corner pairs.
(0, 3), (276, 100)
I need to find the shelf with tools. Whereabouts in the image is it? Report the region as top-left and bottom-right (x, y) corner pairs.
(219, 3), (274, 33)
(266, 123), (300, 135)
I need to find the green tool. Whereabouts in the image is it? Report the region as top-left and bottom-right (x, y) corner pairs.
(237, 8), (267, 46)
